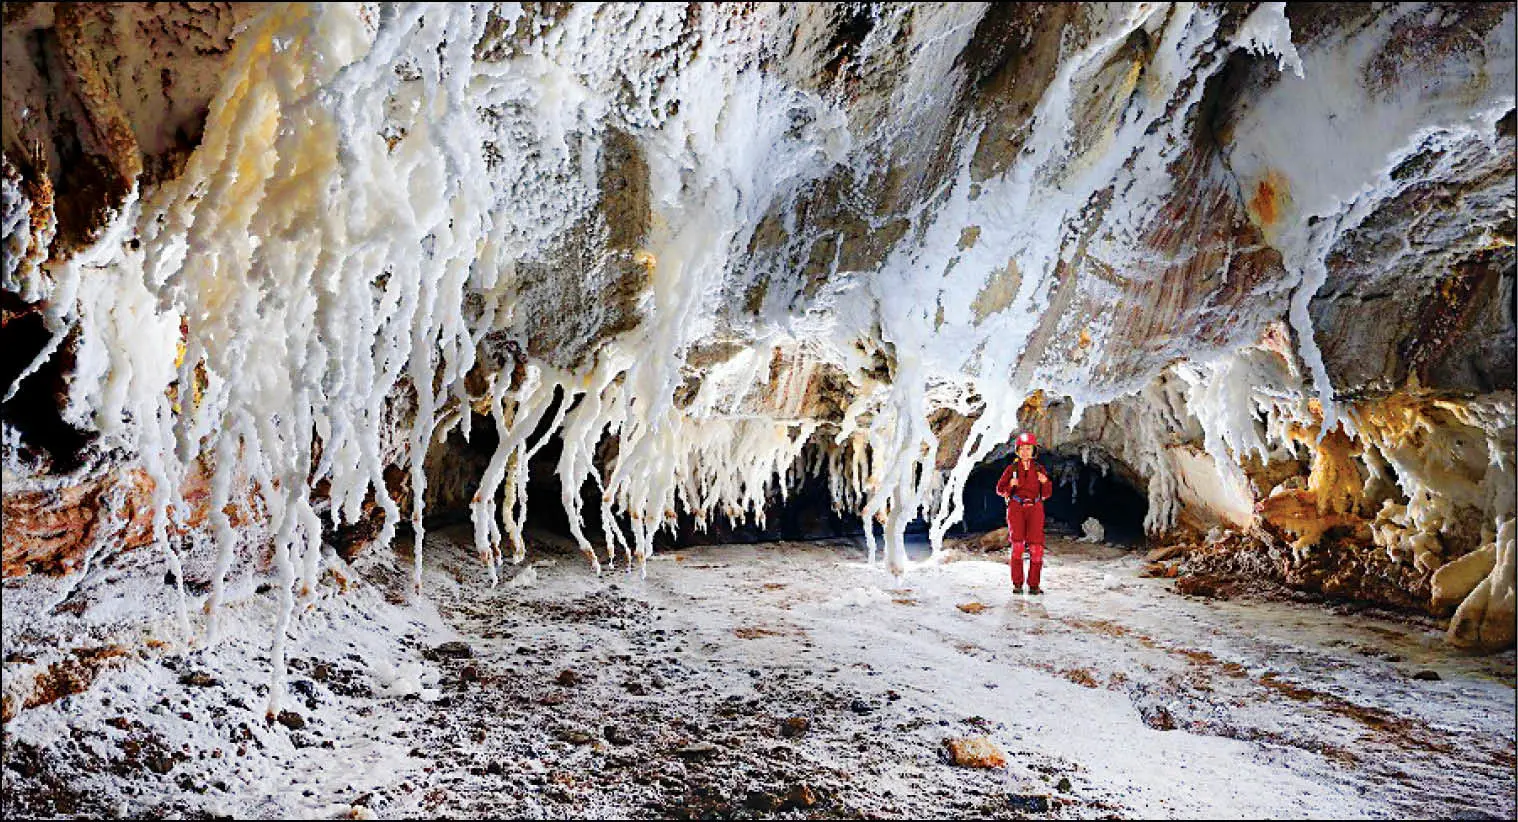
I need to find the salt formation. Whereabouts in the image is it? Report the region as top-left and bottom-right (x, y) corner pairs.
(1, 0), (1514, 713)
(1078, 518), (1105, 544)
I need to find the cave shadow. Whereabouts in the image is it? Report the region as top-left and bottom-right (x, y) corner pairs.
(1041, 450), (1149, 547)
(951, 449), (1150, 548)
(0, 292), (96, 474)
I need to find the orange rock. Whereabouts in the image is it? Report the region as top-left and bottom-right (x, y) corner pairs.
(944, 736), (1006, 768)
(1061, 668), (1100, 688)
(733, 626), (785, 639)
(1247, 170), (1290, 229)
(1139, 562), (1181, 578)
(1256, 488), (1369, 554)
(1145, 543), (1188, 562)
(2, 462), (260, 579)
(1, 471), (151, 578)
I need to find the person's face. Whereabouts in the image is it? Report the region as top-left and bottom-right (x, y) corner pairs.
(1017, 443), (1034, 461)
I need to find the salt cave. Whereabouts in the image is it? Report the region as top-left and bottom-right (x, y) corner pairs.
(2, 2), (1515, 818)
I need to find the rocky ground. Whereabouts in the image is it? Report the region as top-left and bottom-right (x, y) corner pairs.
(2, 526), (1514, 819)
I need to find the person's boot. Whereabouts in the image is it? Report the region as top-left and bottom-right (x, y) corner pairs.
(1026, 550), (1044, 595)
(1013, 585), (1023, 594)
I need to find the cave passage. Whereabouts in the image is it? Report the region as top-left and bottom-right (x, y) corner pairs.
(448, 422), (1152, 552)
(668, 468), (866, 548)
(950, 452), (1149, 546)
(434, 389), (612, 542)
(1041, 453), (1149, 546)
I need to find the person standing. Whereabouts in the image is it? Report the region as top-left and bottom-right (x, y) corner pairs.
(996, 432), (1052, 594)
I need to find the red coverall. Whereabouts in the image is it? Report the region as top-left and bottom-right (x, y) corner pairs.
(995, 459), (1052, 589)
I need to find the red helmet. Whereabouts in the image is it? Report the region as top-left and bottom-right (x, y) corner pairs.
(1016, 432), (1037, 447)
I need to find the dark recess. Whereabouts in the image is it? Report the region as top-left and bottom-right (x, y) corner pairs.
(0, 292), (96, 474)
(954, 450), (1149, 547)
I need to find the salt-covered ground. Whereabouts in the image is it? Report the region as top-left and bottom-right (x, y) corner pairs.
(3, 528), (1514, 819)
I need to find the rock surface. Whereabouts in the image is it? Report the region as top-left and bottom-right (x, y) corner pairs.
(944, 736), (1007, 769)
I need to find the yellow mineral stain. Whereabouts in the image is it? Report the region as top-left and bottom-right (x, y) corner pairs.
(957, 226), (981, 251)
(1120, 58), (1143, 102)
(1305, 425), (1362, 516)
(1438, 275), (1464, 303)
(1019, 389), (1047, 421)
(1256, 489), (1367, 556)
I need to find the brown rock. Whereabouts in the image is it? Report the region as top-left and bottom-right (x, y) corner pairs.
(733, 626), (786, 639)
(978, 528), (1010, 551)
(9, 647), (130, 720)
(1139, 562), (1181, 579)
(944, 735), (1006, 768)
(1137, 702), (1177, 731)
(1145, 544), (1188, 562)
(674, 741), (720, 760)
(2, 462), (259, 579)
(782, 783), (818, 809)
(1174, 573), (1236, 600)
(426, 641), (474, 660)
(1061, 668), (1100, 689)
(744, 791), (779, 812)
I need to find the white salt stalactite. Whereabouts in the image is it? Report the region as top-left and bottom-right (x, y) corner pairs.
(41, 4), (503, 701)
(927, 392), (1018, 555)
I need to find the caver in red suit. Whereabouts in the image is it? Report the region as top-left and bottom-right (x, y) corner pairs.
(995, 432), (1053, 593)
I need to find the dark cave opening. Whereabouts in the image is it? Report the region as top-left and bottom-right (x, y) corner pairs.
(666, 467), (865, 548)
(433, 387), (610, 544)
(953, 460), (1018, 535)
(0, 293), (96, 475)
(1040, 450), (1149, 547)
(948, 449), (1149, 547)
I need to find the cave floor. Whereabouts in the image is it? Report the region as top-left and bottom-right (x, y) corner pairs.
(2, 527), (1514, 819)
